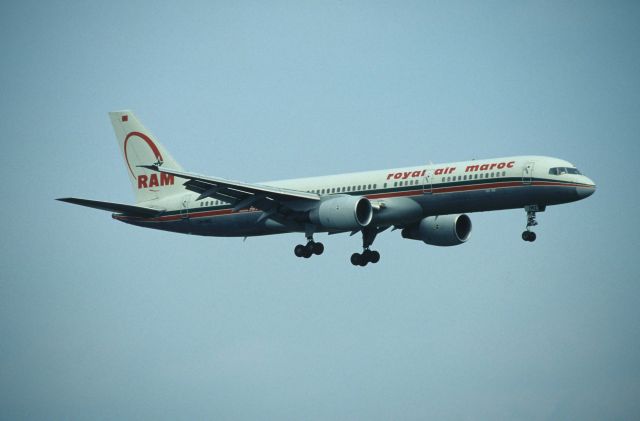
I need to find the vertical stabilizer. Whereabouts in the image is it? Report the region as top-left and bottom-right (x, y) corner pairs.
(109, 110), (185, 203)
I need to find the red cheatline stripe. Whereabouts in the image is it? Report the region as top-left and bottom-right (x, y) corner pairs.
(115, 179), (592, 222)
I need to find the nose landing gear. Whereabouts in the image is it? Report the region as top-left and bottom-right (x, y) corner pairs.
(522, 205), (544, 242)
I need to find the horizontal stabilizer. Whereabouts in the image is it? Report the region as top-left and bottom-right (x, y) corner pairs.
(57, 198), (162, 217)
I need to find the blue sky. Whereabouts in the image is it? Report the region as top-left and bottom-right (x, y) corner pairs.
(1, 1), (639, 419)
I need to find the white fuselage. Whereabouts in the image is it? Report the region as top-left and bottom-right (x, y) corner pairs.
(114, 155), (595, 237)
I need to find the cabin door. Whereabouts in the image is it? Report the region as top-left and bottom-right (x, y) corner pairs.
(423, 170), (433, 194)
(522, 161), (535, 184)
(181, 196), (190, 219)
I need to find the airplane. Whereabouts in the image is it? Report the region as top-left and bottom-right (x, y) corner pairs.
(58, 111), (596, 266)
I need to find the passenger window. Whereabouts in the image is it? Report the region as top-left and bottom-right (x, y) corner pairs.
(383, 183), (387, 188)
(394, 181), (397, 187)
(474, 174), (478, 179)
(446, 177), (450, 182)
(373, 184), (377, 189)
(463, 175), (467, 180)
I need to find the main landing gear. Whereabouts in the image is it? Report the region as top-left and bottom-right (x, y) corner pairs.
(351, 226), (382, 267)
(294, 229), (324, 259)
(294, 240), (324, 258)
(522, 205), (544, 242)
(351, 249), (380, 266)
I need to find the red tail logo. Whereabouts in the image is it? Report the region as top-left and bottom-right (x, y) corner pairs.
(138, 173), (175, 189)
(124, 131), (175, 189)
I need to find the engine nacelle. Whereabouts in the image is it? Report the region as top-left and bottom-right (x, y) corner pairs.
(310, 196), (373, 230)
(401, 214), (472, 246)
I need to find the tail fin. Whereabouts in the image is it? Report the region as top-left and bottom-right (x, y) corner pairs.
(109, 110), (185, 203)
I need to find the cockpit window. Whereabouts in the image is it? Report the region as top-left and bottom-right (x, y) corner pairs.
(549, 167), (581, 175)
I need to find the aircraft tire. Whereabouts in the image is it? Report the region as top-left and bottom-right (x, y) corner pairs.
(302, 244), (313, 258)
(313, 242), (324, 255)
(294, 244), (306, 257)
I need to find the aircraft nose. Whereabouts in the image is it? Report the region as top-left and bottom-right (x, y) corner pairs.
(576, 178), (596, 199)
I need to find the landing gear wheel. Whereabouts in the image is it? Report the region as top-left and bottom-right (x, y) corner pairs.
(522, 231), (537, 242)
(369, 250), (380, 264)
(351, 253), (366, 266)
(312, 242), (324, 255)
(303, 242), (314, 258)
(294, 244), (306, 257)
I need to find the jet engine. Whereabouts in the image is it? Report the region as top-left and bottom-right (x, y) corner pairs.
(310, 196), (373, 230)
(401, 214), (472, 246)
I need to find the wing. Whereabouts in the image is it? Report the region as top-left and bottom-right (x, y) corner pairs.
(141, 165), (320, 220)
(57, 198), (162, 217)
